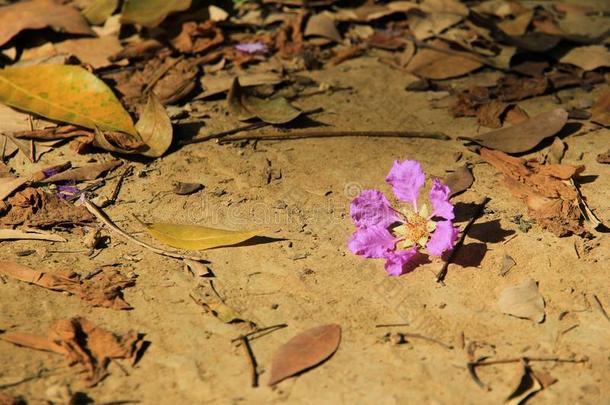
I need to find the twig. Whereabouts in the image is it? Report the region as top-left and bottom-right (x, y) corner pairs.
(375, 323), (410, 328)
(231, 323), (288, 343)
(178, 107), (324, 145)
(470, 356), (588, 367)
(400, 332), (454, 350)
(221, 130), (450, 143)
(143, 56), (183, 94)
(81, 197), (207, 262)
(100, 165), (133, 208)
(593, 294), (610, 323)
(239, 335), (259, 388)
(436, 197), (490, 283)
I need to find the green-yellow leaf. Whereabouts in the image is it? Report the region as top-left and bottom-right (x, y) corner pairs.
(140, 220), (261, 251)
(121, 0), (192, 28)
(0, 65), (137, 136)
(83, 0), (118, 25)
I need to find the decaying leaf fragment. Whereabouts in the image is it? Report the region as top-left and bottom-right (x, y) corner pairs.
(268, 324), (341, 386)
(591, 89), (610, 127)
(135, 92), (173, 157)
(190, 281), (245, 323)
(481, 148), (589, 236)
(0, 228), (66, 242)
(505, 363), (542, 405)
(42, 160), (122, 183)
(228, 78), (301, 124)
(443, 165), (474, 198)
(0, 317), (144, 386)
(498, 279), (545, 323)
(0, 261), (135, 310)
(406, 40), (483, 79)
(121, 0), (192, 27)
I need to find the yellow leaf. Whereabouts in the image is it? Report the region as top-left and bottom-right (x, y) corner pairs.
(121, 0), (192, 28)
(0, 65), (137, 136)
(140, 220), (261, 251)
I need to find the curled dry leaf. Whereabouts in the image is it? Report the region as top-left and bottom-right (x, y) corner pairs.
(268, 324), (341, 386)
(559, 45), (610, 72)
(0, 317), (144, 386)
(462, 108), (568, 154)
(305, 13), (342, 42)
(0, 228), (66, 242)
(498, 279), (545, 323)
(406, 40), (483, 80)
(121, 0), (192, 27)
(505, 363), (543, 405)
(228, 78), (302, 124)
(135, 92), (173, 157)
(0, 261), (135, 310)
(0, 65), (137, 136)
(42, 160), (122, 183)
(137, 217), (260, 251)
(443, 165), (474, 198)
(0, 0), (94, 47)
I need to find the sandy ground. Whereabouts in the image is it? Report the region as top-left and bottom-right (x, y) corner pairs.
(1, 56), (609, 404)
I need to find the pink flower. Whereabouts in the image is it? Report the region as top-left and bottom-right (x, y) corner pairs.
(235, 41), (267, 54)
(348, 160), (458, 276)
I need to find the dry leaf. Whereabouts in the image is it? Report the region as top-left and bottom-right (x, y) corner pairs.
(305, 13), (342, 42)
(0, 261), (135, 310)
(481, 148), (586, 236)
(0, 228), (66, 242)
(410, 13), (463, 41)
(0, 176), (28, 201)
(138, 218), (260, 251)
(121, 0), (191, 27)
(228, 78), (301, 124)
(83, 0), (119, 25)
(547, 137), (566, 164)
(171, 21), (224, 54)
(505, 363), (543, 405)
(0, 0), (94, 47)
(559, 45), (610, 72)
(591, 89), (610, 127)
(199, 71), (284, 99)
(443, 165), (474, 198)
(172, 182), (203, 195)
(497, 10), (534, 36)
(499, 279), (545, 323)
(190, 281), (245, 323)
(407, 40), (483, 79)
(0, 317), (144, 385)
(500, 254), (516, 276)
(135, 92), (173, 157)
(0, 65), (137, 136)
(21, 37), (124, 70)
(42, 160), (122, 183)
(462, 108), (568, 154)
(268, 324), (341, 386)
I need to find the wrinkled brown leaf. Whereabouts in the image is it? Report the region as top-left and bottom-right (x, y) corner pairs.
(407, 40), (483, 79)
(228, 78), (301, 124)
(268, 324), (341, 386)
(560, 45), (610, 72)
(42, 160), (122, 183)
(0, 261), (135, 310)
(305, 12), (341, 42)
(591, 89), (610, 127)
(0, 317), (144, 385)
(443, 165), (474, 198)
(463, 108), (568, 154)
(499, 279), (545, 323)
(0, 0), (94, 47)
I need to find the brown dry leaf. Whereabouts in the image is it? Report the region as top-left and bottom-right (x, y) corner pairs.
(597, 149), (610, 164)
(443, 165), (474, 198)
(0, 0), (94, 47)
(410, 13), (463, 41)
(228, 78), (301, 124)
(499, 279), (545, 323)
(497, 10), (534, 36)
(135, 92), (173, 157)
(504, 105), (529, 125)
(171, 21), (224, 54)
(476, 100), (510, 128)
(0, 176), (28, 201)
(406, 40), (483, 79)
(110, 39), (164, 61)
(333, 3), (418, 22)
(547, 137), (566, 164)
(481, 148), (586, 236)
(500, 254), (516, 276)
(44, 37), (123, 69)
(190, 281), (245, 323)
(505, 363), (543, 405)
(268, 324), (341, 386)
(559, 45), (610, 72)
(42, 160), (122, 183)
(0, 187), (93, 227)
(0, 317), (144, 385)
(462, 108), (568, 154)
(199, 71), (284, 99)
(305, 12), (341, 42)
(83, 0), (118, 25)
(591, 89), (610, 127)
(0, 261), (135, 310)
(121, 0), (191, 27)
(276, 11), (305, 59)
(0, 228), (66, 242)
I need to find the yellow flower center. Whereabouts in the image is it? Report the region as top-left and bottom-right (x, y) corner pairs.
(391, 204), (436, 249)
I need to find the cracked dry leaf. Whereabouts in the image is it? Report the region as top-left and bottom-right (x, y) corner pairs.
(498, 279), (545, 323)
(0, 317), (144, 386)
(0, 261), (135, 310)
(268, 324), (341, 386)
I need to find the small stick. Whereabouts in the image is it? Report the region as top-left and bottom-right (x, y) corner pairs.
(375, 323), (410, 328)
(231, 323), (288, 343)
(81, 197), (207, 262)
(239, 335), (259, 388)
(401, 332), (454, 350)
(436, 197), (490, 283)
(221, 130), (450, 143)
(100, 165), (133, 208)
(593, 294), (610, 323)
(470, 356), (588, 367)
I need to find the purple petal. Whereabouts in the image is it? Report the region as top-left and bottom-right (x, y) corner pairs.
(235, 42), (267, 54)
(43, 167), (60, 178)
(383, 248), (417, 276)
(426, 220), (458, 257)
(348, 225), (396, 258)
(350, 189), (400, 229)
(429, 178), (454, 220)
(386, 160), (425, 208)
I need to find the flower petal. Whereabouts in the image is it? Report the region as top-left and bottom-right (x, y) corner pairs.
(350, 189), (400, 228)
(383, 248), (417, 276)
(386, 160), (425, 208)
(426, 220), (459, 256)
(348, 226), (396, 258)
(429, 178), (454, 220)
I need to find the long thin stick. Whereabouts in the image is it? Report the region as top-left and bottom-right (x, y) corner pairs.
(436, 197), (489, 283)
(81, 197), (207, 262)
(470, 356), (588, 367)
(239, 335), (259, 388)
(401, 332), (454, 350)
(221, 130), (450, 143)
